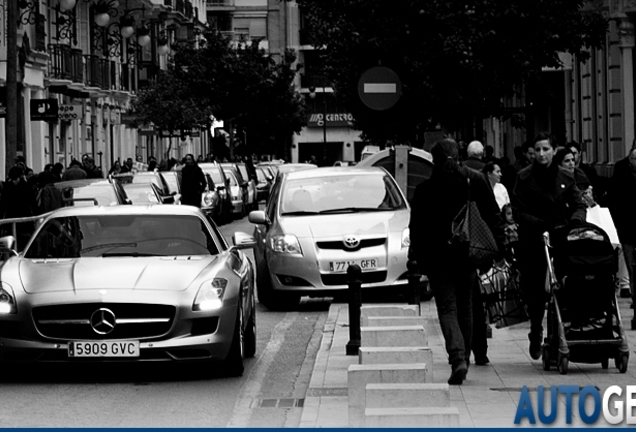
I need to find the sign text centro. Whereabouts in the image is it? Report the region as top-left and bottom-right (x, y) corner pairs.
(307, 112), (354, 128)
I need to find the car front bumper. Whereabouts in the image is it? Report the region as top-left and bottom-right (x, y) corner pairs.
(0, 293), (239, 363)
(263, 238), (409, 294)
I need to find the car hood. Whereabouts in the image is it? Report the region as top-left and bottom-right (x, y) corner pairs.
(280, 209), (409, 239)
(18, 256), (219, 294)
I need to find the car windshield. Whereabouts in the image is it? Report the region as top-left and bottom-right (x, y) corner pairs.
(238, 165), (249, 180)
(58, 184), (118, 207)
(203, 167), (223, 185)
(226, 171), (238, 186)
(132, 174), (161, 189)
(24, 214), (219, 259)
(256, 169), (267, 182)
(280, 174), (405, 215)
(162, 173), (179, 194)
(123, 184), (159, 204)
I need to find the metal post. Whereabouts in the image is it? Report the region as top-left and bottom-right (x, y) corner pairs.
(406, 260), (421, 312)
(628, 264), (636, 330)
(321, 89), (328, 165)
(346, 264), (362, 356)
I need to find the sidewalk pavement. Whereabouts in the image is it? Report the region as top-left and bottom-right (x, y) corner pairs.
(300, 297), (636, 427)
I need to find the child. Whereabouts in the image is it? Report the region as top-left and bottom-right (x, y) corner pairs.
(502, 203), (519, 246)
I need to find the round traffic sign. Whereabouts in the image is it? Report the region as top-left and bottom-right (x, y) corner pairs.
(357, 66), (402, 111)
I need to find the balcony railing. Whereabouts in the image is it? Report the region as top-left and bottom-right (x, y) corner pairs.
(48, 44), (84, 83)
(207, 0), (234, 6)
(84, 55), (112, 90)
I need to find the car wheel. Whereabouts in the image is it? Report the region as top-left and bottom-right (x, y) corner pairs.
(244, 294), (257, 358)
(223, 306), (245, 377)
(256, 257), (275, 309)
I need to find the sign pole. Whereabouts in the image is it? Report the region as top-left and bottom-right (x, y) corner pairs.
(5, 0), (18, 175)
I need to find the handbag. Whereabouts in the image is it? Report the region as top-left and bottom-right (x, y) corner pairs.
(451, 178), (500, 269)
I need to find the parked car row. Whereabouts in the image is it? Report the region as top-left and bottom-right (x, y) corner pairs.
(0, 168), (259, 376)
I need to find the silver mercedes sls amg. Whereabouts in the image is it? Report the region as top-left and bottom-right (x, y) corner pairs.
(0, 205), (257, 376)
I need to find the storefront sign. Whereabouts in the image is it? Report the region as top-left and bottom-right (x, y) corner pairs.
(58, 104), (82, 121)
(138, 124), (156, 136)
(307, 112), (354, 128)
(30, 98), (59, 121)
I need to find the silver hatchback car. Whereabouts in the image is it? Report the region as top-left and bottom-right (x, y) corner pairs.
(249, 167), (410, 310)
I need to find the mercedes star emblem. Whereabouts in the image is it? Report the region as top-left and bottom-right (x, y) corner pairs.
(343, 235), (360, 249)
(90, 308), (117, 335)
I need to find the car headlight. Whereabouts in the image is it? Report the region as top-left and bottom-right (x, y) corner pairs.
(193, 278), (227, 311)
(203, 192), (215, 207)
(0, 282), (17, 314)
(401, 228), (410, 249)
(270, 235), (303, 255)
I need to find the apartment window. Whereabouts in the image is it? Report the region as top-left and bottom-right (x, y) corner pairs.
(233, 18), (266, 39)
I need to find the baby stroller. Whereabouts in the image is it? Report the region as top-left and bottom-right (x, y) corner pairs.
(542, 222), (630, 375)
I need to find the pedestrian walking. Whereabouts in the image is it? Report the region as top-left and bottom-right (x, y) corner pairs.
(0, 166), (37, 249)
(36, 171), (64, 214)
(409, 138), (504, 385)
(180, 153), (207, 208)
(511, 132), (586, 361)
(607, 146), (636, 299)
(62, 160), (87, 181)
(483, 161), (510, 210)
(463, 140), (485, 171)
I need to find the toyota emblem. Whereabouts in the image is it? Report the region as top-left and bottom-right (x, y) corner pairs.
(343, 235), (360, 249)
(90, 308), (117, 335)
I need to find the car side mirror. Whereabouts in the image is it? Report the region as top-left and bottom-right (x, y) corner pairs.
(248, 210), (269, 225)
(230, 231), (257, 251)
(162, 195), (175, 205)
(216, 185), (225, 191)
(0, 236), (18, 261)
(170, 191), (177, 196)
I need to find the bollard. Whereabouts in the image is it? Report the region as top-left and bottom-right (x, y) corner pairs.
(406, 260), (421, 310)
(631, 264), (636, 331)
(346, 264), (362, 356)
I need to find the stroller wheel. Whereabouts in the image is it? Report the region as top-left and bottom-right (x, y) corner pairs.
(558, 355), (569, 375)
(542, 347), (551, 371)
(615, 353), (629, 374)
(601, 358), (609, 370)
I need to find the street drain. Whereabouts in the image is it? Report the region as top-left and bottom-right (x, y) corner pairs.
(254, 398), (305, 408)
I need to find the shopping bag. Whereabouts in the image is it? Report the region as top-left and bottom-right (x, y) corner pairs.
(451, 179), (499, 269)
(479, 261), (528, 329)
(586, 205), (620, 246)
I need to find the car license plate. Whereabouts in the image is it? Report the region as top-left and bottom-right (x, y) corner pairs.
(68, 341), (140, 358)
(328, 259), (378, 272)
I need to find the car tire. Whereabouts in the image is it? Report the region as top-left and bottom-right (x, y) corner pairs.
(244, 294), (257, 358)
(223, 307), (245, 377)
(256, 257), (275, 309)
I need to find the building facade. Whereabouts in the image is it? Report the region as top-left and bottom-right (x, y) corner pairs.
(0, 0), (209, 180)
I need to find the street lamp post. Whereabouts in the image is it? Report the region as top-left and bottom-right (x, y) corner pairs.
(309, 86), (328, 165)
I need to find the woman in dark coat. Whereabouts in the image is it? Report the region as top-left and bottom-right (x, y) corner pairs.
(512, 132), (586, 360)
(409, 138), (504, 385)
(180, 154), (207, 208)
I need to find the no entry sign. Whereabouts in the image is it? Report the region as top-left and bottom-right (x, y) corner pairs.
(357, 66), (402, 111)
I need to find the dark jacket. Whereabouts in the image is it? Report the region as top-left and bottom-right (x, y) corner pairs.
(180, 163), (207, 207)
(0, 179), (36, 219)
(607, 156), (636, 245)
(409, 166), (504, 274)
(511, 163), (586, 243)
(462, 157), (485, 172)
(37, 184), (64, 214)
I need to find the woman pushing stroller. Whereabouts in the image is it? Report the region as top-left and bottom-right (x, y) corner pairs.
(511, 132), (587, 361)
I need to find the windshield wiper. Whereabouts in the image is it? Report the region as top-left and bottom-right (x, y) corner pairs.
(101, 252), (161, 257)
(281, 211), (320, 216)
(318, 207), (393, 214)
(80, 243), (138, 253)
